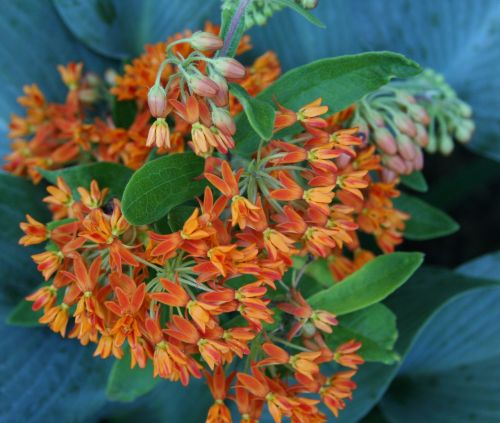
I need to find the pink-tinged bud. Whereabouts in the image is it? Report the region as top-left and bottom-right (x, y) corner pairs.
(393, 112), (417, 137)
(414, 123), (429, 147)
(146, 118), (170, 149)
(335, 153), (352, 169)
(211, 108), (236, 136)
(373, 127), (397, 155)
(147, 84), (167, 118)
(397, 134), (417, 161)
(395, 91), (416, 105)
(414, 147), (424, 170)
(380, 168), (397, 183)
(212, 58), (246, 80)
(383, 154), (406, 174)
(189, 31), (224, 51)
(403, 160), (415, 174)
(352, 118), (370, 144)
(409, 104), (430, 125)
(210, 72), (229, 107)
(187, 74), (218, 98)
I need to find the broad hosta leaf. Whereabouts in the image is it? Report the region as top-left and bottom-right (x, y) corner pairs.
(247, 1), (500, 161)
(394, 193), (459, 240)
(400, 171), (428, 193)
(219, 1), (247, 58)
(53, 0), (218, 60)
(229, 83), (275, 140)
(379, 254), (500, 423)
(326, 304), (400, 364)
(122, 153), (206, 225)
(0, 174), (111, 423)
(106, 349), (160, 402)
(0, 1), (114, 159)
(39, 162), (133, 200)
(307, 252), (423, 316)
(235, 52), (421, 156)
(335, 264), (500, 423)
(103, 378), (213, 423)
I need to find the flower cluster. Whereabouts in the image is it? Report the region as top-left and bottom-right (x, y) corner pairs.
(352, 68), (474, 180)
(9, 22), (416, 423)
(4, 23), (274, 182)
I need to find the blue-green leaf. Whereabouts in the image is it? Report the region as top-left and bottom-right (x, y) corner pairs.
(400, 171), (428, 193)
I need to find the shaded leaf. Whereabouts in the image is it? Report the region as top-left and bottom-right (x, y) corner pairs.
(308, 252), (423, 316)
(274, 0), (326, 29)
(327, 304), (400, 364)
(400, 171), (428, 193)
(39, 162), (133, 200)
(106, 349), (160, 402)
(121, 153), (205, 225)
(112, 98), (138, 129)
(229, 83), (275, 140)
(394, 193), (459, 240)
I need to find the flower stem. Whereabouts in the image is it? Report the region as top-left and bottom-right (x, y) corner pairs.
(219, 0), (251, 57)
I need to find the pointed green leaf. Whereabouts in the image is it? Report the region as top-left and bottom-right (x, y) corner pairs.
(235, 52), (422, 156)
(6, 298), (42, 327)
(308, 252), (423, 315)
(394, 193), (459, 240)
(400, 171), (428, 192)
(39, 162), (133, 200)
(106, 349), (160, 402)
(229, 83), (275, 140)
(121, 153), (206, 225)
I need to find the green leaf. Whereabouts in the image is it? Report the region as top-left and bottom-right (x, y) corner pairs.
(326, 304), (400, 364)
(394, 193), (459, 240)
(106, 349), (160, 402)
(121, 153), (206, 225)
(39, 162), (133, 200)
(307, 252), (423, 315)
(112, 98), (138, 129)
(235, 52), (422, 156)
(400, 171), (428, 192)
(6, 298), (42, 327)
(219, 1), (247, 57)
(274, 0), (326, 28)
(168, 205), (196, 232)
(229, 83), (275, 140)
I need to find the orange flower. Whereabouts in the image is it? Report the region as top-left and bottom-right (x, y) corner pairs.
(19, 215), (48, 245)
(334, 340), (364, 369)
(320, 371), (357, 417)
(39, 303), (70, 336)
(205, 366), (233, 423)
(26, 284), (57, 311)
(77, 180), (109, 209)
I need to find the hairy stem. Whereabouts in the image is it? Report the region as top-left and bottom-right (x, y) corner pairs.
(219, 0), (251, 57)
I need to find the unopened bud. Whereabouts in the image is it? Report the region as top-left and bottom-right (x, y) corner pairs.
(300, 0), (319, 9)
(380, 168), (397, 183)
(210, 72), (229, 107)
(457, 100), (472, 118)
(146, 118), (170, 149)
(414, 147), (424, 170)
(393, 112), (417, 137)
(78, 88), (99, 103)
(187, 74), (218, 97)
(147, 84), (167, 118)
(414, 123), (429, 148)
(408, 104), (430, 125)
(373, 127), (397, 155)
(212, 58), (246, 80)
(190, 31), (224, 51)
(211, 108), (236, 136)
(455, 120), (475, 143)
(439, 132), (454, 155)
(397, 133), (417, 161)
(383, 154), (406, 174)
(335, 153), (352, 169)
(104, 68), (118, 86)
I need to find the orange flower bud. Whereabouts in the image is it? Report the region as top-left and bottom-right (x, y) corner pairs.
(190, 31), (224, 51)
(187, 74), (218, 97)
(212, 58), (246, 80)
(147, 84), (167, 118)
(212, 108), (235, 136)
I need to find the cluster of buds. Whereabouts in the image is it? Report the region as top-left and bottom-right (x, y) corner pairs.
(222, 0), (319, 29)
(352, 68), (474, 180)
(146, 31), (246, 156)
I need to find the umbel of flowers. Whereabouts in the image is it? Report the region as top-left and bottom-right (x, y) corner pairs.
(8, 22), (452, 423)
